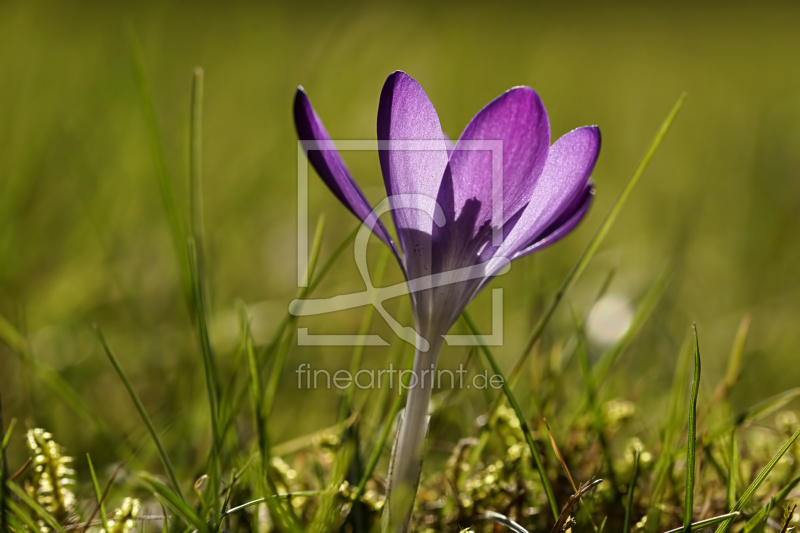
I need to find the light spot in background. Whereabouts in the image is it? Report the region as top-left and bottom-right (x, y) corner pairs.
(586, 294), (633, 347)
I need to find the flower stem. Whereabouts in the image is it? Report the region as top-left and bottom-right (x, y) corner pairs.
(383, 339), (443, 532)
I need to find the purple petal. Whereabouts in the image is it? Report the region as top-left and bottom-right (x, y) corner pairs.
(442, 87), (550, 239)
(495, 126), (601, 260)
(294, 87), (397, 252)
(514, 181), (595, 258)
(474, 181), (594, 295)
(377, 71), (449, 279)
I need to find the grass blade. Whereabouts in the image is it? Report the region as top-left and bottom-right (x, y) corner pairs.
(742, 476), (800, 532)
(780, 505), (796, 533)
(664, 512), (740, 533)
(544, 419), (599, 531)
(623, 449), (640, 533)
(593, 265), (672, 386)
(0, 314), (114, 446)
(356, 389), (404, 502)
(709, 315), (750, 415)
(341, 246), (391, 421)
(480, 510), (531, 533)
(544, 419), (577, 492)
(187, 237), (223, 521)
(573, 307), (619, 491)
(265, 215), (326, 416)
(507, 92), (687, 390)
(190, 67), (206, 261)
(550, 478), (604, 533)
(735, 388), (800, 426)
(220, 221), (354, 441)
(462, 310), (560, 522)
(7, 480), (65, 532)
(353, 337), (414, 505)
(684, 325), (702, 533)
(726, 429), (738, 511)
(645, 332), (695, 533)
(86, 454), (110, 531)
(241, 308), (303, 532)
(714, 426), (800, 533)
(127, 28), (190, 304)
(95, 326), (185, 501)
(6, 511), (31, 532)
(140, 472), (206, 531)
(6, 495), (44, 532)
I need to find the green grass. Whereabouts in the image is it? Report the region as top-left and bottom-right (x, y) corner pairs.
(2, 2), (800, 532)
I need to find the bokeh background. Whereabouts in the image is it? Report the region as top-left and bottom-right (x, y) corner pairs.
(2, 1), (800, 479)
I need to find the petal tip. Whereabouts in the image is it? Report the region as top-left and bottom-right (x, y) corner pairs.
(294, 86), (309, 106)
(383, 70), (419, 92)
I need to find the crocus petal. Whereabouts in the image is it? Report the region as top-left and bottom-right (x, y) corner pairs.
(514, 181), (595, 258)
(473, 181), (594, 296)
(294, 87), (397, 252)
(494, 126), (600, 262)
(441, 86), (550, 239)
(378, 71), (449, 279)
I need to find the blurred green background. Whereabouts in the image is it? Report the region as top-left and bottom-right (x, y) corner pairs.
(2, 1), (800, 477)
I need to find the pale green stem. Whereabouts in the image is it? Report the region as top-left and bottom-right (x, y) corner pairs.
(383, 337), (444, 533)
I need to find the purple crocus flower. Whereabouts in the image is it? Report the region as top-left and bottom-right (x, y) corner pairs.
(294, 71), (600, 531)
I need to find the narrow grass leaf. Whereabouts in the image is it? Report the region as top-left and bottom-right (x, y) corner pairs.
(86, 454), (109, 531)
(684, 325), (702, 533)
(310, 441), (354, 532)
(187, 237), (223, 522)
(735, 388), (800, 426)
(663, 512), (740, 533)
(715, 426), (800, 533)
(537, 266), (617, 419)
(742, 476), (800, 533)
(353, 341), (414, 505)
(550, 478), (604, 533)
(140, 472), (206, 531)
(127, 29), (191, 303)
(721, 315), (750, 400)
(95, 326), (185, 500)
(623, 449), (640, 533)
(573, 307), (619, 491)
(545, 419), (599, 531)
(645, 332), (694, 533)
(341, 246), (391, 421)
(480, 510), (531, 533)
(265, 215), (325, 416)
(508, 92), (687, 390)
(7, 511), (29, 532)
(726, 429), (738, 511)
(365, 304), (411, 438)
(7, 480), (65, 532)
(0, 314), (113, 446)
(7, 497), (41, 532)
(0, 418), (13, 451)
(223, 221), (353, 439)
(544, 419), (577, 492)
(241, 309), (303, 533)
(780, 505), (796, 533)
(593, 266), (672, 386)
(190, 67), (206, 260)
(220, 492), (325, 519)
(462, 310), (560, 522)
(701, 387), (800, 445)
